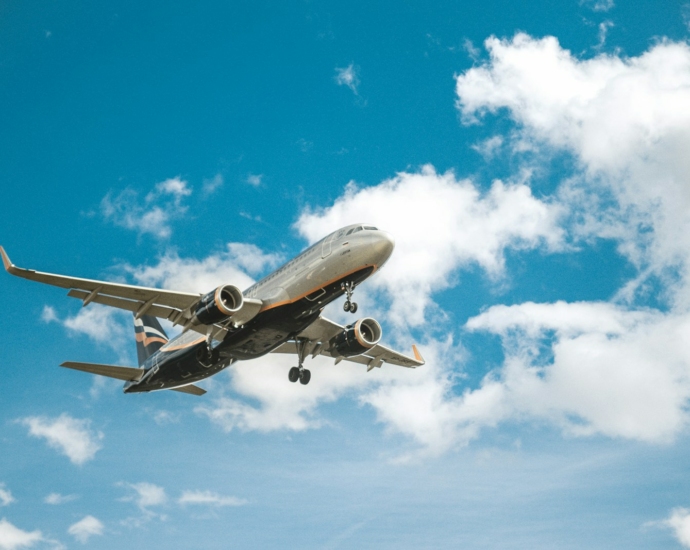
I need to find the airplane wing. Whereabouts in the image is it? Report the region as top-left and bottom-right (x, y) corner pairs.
(1, 246), (260, 340)
(272, 316), (425, 371)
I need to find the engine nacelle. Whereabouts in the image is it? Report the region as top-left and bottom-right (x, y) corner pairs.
(330, 318), (382, 357)
(194, 285), (244, 325)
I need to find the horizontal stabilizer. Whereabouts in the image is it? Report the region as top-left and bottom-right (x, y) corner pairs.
(60, 361), (144, 381)
(169, 384), (206, 396)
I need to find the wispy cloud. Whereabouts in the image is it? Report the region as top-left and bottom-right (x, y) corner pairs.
(100, 177), (192, 239)
(19, 414), (103, 465)
(246, 174), (262, 187)
(0, 485), (14, 507)
(202, 173), (224, 195)
(177, 490), (247, 507)
(118, 482), (167, 526)
(44, 493), (77, 505)
(581, 0), (614, 11)
(67, 516), (103, 544)
(334, 63), (360, 95)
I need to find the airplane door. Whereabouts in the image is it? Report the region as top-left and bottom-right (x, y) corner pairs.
(321, 234), (333, 258)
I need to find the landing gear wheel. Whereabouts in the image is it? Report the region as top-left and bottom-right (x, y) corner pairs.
(343, 300), (351, 312)
(349, 302), (358, 313)
(288, 367), (300, 383)
(299, 369), (311, 385)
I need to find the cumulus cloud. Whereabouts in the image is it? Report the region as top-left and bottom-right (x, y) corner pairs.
(334, 63), (360, 94)
(296, 166), (563, 327)
(663, 508), (690, 548)
(122, 242), (281, 293)
(19, 414), (103, 465)
(0, 519), (44, 550)
(463, 301), (690, 442)
(67, 516), (103, 544)
(456, 34), (690, 308)
(101, 177), (192, 238)
(177, 490), (247, 507)
(0, 487), (13, 508)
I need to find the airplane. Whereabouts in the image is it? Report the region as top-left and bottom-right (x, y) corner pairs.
(1, 224), (424, 396)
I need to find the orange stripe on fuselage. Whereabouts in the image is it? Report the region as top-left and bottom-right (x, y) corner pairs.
(258, 264), (377, 313)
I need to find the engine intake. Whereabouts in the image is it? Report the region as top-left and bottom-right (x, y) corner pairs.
(194, 284), (244, 325)
(330, 317), (382, 357)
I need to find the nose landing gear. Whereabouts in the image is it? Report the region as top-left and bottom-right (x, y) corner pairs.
(288, 338), (312, 385)
(341, 281), (358, 313)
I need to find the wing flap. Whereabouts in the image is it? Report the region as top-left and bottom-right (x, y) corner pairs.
(169, 384), (206, 396)
(67, 289), (180, 320)
(60, 361), (144, 381)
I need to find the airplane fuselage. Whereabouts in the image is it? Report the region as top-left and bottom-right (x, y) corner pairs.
(124, 225), (394, 393)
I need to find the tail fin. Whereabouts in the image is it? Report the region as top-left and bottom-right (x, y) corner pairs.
(133, 315), (169, 366)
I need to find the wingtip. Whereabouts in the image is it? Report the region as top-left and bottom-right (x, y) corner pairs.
(412, 344), (425, 364)
(0, 246), (12, 272)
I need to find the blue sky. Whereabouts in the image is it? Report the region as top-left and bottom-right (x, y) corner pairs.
(2, 0), (690, 548)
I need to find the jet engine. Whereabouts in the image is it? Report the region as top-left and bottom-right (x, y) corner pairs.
(330, 317), (382, 357)
(194, 284), (244, 325)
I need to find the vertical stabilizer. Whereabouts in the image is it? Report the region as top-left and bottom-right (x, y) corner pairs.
(133, 315), (169, 366)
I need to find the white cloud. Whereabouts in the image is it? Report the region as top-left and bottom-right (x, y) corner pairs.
(196, 352), (371, 432)
(177, 491), (247, 507)
(581, 0), (614, 12)
(101, 177), (192, 239)
(67, 516), (103, 544)
(296, 166), (563, 327)
(43, 493), (77, 505)
(0, 486), (13, 507)
(334, 63), (360, 94)
(0, 519), (43, 550)
(471, 135), (503, 159)
(202, 173), (224, 195)
(456, 35), (690, 308)
(40, 306), (58, 324)
(664, 507), (690, 547)
(118, 482), (167, 527)
(595, 20), (614, 50)
(119, 482), (167, 510)
(246, 174), (262, 187)
(19, 414), (103, 465)
(123, 242), (281, 294)
(464, 301), (690, 443)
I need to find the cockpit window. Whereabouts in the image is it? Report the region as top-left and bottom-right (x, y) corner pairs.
(346, 228), (355, 235)
(363, 226), (378, 231)
(352, 227), (363, 234)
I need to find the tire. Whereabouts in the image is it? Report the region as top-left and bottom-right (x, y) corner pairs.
(343, 301), (351, 312)
(299, 369), (311, 385)
(350, 302), (358, 313)
(288, 367), (300, 383)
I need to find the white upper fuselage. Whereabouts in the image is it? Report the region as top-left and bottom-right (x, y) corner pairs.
(244, 224), (395, 310)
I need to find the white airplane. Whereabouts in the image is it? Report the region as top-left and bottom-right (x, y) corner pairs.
(1, 224), (424, 395)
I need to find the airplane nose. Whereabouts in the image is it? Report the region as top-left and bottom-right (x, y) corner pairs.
(374, 231), (395, 265)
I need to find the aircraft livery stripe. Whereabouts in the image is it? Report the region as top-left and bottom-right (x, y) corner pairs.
(258, 263), (377, 313)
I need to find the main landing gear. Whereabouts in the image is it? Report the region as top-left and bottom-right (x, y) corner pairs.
(341, 281), (358, 313)
(288, 338), (311, 385)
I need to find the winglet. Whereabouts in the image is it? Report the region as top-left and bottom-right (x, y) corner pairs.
(0, 246), (12, 272)
(412, 344), (425, 364)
